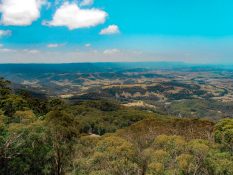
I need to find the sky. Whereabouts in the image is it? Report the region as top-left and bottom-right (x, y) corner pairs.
(0, 0), (233, 63)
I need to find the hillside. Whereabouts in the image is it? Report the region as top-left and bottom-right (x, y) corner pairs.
(2, 0), (233, 174)
(0, 77), (232, 175)
(1, 63), (233, 120)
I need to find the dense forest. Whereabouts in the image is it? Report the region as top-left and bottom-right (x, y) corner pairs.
(0, 77), (233, 175)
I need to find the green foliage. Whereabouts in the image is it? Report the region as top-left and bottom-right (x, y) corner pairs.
(168, 99), (233, 119)
(16, 89), (49, 115)
(0, 114), (53, 175)
(0, 78), (11, 98)
(0, 94), (28, 117)
(47, 98), (66, 111)
(74, 135), (140, 175)
(0, 77), (232, 175)
(214, 118), (233, 152)
(116, 117), (214, 151)
(82, 100), (121, 111)
(45, 110), (80, 175)
(145, 135), (233, 175)
(206, 150), (233, 175)
(66, 102), (147, 135)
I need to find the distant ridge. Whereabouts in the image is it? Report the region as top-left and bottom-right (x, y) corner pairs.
(0, 62), (232, 74)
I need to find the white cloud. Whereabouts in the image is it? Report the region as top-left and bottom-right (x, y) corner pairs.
(0, 30), (11, 37)
(0, 48), (15, 53)
(47, 43), (65, 48)
(45, 2), (107, 30)
(0, 0), (47, 26)
(103, 48), (120, 55)
(85, 43), (91, 47)
(0, 44), (15, 52)
(0, 47), (40, 54)
(23, 49), (40, 54)
(100, 25), (120, 35)
(80, 0), (94, 7)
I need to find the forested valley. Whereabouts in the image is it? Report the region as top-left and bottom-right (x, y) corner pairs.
(0, 77), (233, 175)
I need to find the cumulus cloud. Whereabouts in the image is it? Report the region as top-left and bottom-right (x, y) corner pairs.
(100, 25), (120, 35)
(0, 0), (47, 26)
(0, 30), (11, 37)
(80, 0), (94, 6)
(103, 48), (120, 55)
(45, 2), (107, 30)
(47, 43), (65, 48)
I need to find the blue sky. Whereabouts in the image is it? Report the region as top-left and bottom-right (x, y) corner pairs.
(0, 0), (233, 63)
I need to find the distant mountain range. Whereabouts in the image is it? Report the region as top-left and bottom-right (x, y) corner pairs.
(0, 62), (233, 75)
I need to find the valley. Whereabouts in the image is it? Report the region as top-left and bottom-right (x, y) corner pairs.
(0, 63), (233, 175)
(1, 63), (233, 120)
